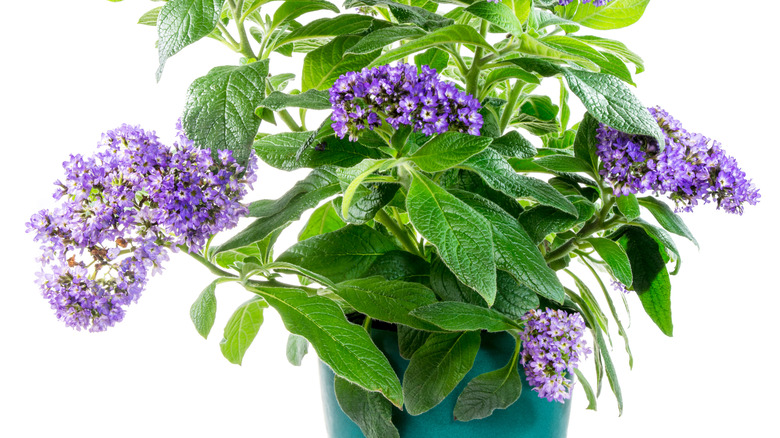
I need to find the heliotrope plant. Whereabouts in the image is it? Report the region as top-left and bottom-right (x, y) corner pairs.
(29, 0), (759, 435)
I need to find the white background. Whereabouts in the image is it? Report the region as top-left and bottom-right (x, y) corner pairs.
(1, 1), (779, 437)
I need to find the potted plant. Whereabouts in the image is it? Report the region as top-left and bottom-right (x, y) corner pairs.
(21, 0), (765, 437)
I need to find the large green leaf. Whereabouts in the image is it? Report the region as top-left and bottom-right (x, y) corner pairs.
(156, 0), (222, 80)
(303, 35), (380, 91)
(617, 226), (673, 336)
(557, 0), (649, 30)
(277, 225), (401, 282)
(586, 237), (633, 286)
(464, 2), (524, 35)
(216, 169), (339, 253)
(298, 201), (346, 241)
(459, 148), (578, 216)
(488, 131), (537, 159)
(334, 377), (400, 438)
(345, 25), (428, 55)
(253, 286), (403, 406)
(615, 193), (640, 220)
(429, 257), (487, 306)
(384, 1), (454, 30)
(415, 48), (450, 73)
(334, 277), (440, 330)
(573, 34), (644, 73)
(398, 325), (431, 359)
(271, 0), (339, 30)
(273, 14), (379, 51)
(369, 24), (497, 67)
(190, 280), (219, 339)
(182, 60), (269, 165)
(406, 172), (497, 305)
(516, 34), (598, 71)
(256, 89), (332, 112)
(453, 190), (565, 303)
(409, 132), (493, 172)
(453, 347), (523, 421)
(637, 197), (698, 247)
(403, 331), (481, 415)
(572, 112), (599, 172)
(410, 302), (521, 332)
(518, 195), (595, 244)
(219, 296), (267, 365)
(254, 131), (385, 170)
(493, 270), (539, 319)
(333, 184), (400, 224)
(563, 68), (663, 147)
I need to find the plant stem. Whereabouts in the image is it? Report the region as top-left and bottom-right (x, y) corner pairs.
(278, 109), (304, 132)
(374, 209), (421, 257)
(232, 0), (256, 59)
(499, 80), (524, 134)
(465, 21), (488, 96)
(215, 21), (240, 50)
(184, 247), (237, 278)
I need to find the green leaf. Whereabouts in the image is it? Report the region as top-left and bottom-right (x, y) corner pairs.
(528, 8), (580, 33)
(414, 48), (450, 73)
(403, 331), (481, 415)
(253, 286), (403, 407)
(272, 0), (339, 30)
(586, 238), (633, 286)
(138, 6), (162, 26)
(459, 148), (578, 216)
(429, 257), (487, 306)
(286, 333), (309, 366)
(217, 169), (339, 253)
(333, 183), (401, 224)
(573, 368), (597, 411)
(411, 302), (521, 332)
(453, 347), (523, 421)
(398, 325), (431, 360)
(563, 68), (664, 147)
(518, 195), (595, 244)
(573, 34), (644, 74)
(219, 296), (268, 365)
(345, 25), (428, 55)
(256, 89), (331, 112)
(637, 197), (698, 247)
(493, 270), (539, 319)
(489, 131), (537, 159)
(384, 1), (454, 31)
(453, 190), (565, 303)
(406, 172), (497, 305)
(254, 132), (385, 171)
(335, 377), (400, 438)
(573, 112), (599, 172)
(483, 68), (541, 94)
(464, 2), (524, 35)
(409, 133), (493, 172)
(303, 35), (380, 91)
(156, 0), (222, 80)
(369, 24), (497, 68)
(273, 14), (379, 51)
(340, 160), (389, 220)
(183, 60), (270, 165)
(516, 34), (598, 72)
(445, 170), (525, 219)
(507, 0), (532, 23)
(557, 0), (649, 30)
(534, 155), (594, 174)
(615, 193), (640, 220)
(298, 202), (346, 241)
(366, 250), (430, 283)
(277, 225), (401, 283)
(334, 277), (440, 330)
(618, 227), (673, 336)
(190, 280), (219, 339)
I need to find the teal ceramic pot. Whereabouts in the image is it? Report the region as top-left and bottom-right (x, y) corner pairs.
(320, 328), (572, 438)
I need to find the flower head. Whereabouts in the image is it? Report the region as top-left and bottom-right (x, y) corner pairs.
(329, 64), (482, 141)
(27, 123), (255, 331)
(596, 106), (760, 214)
(519, 308), (591, 403)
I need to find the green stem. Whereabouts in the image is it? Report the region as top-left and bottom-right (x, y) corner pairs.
(184, 247), (237, 278)
(278, 109), (304, 132)
(233, 0), (256, 59)
(465, 21), (488, 96)
(374, 209), (421, 257)
(215, 21), (240, 50)
(498, 80), (524, 134)
(362, 316), (372, 332)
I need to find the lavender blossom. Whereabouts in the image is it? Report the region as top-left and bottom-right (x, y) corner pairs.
(519, 308), (591, 403)
(329, 63), (482, 141)
(596, 106), (760, 214)
(27, 123), (256, 332)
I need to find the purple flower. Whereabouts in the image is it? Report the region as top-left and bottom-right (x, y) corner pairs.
(26, 123), (256, 332)
(519, 308), (591, 403)
(329, 63), (482, 141)
(596, 106), (760, 214)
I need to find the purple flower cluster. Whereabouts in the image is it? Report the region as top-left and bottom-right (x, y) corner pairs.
(519, 308), (591, 403)
(26, 123), (256, 332)
(558, 0), (612, 6)
(596, 106), (760, 214)
(329, 63), (482, 141)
